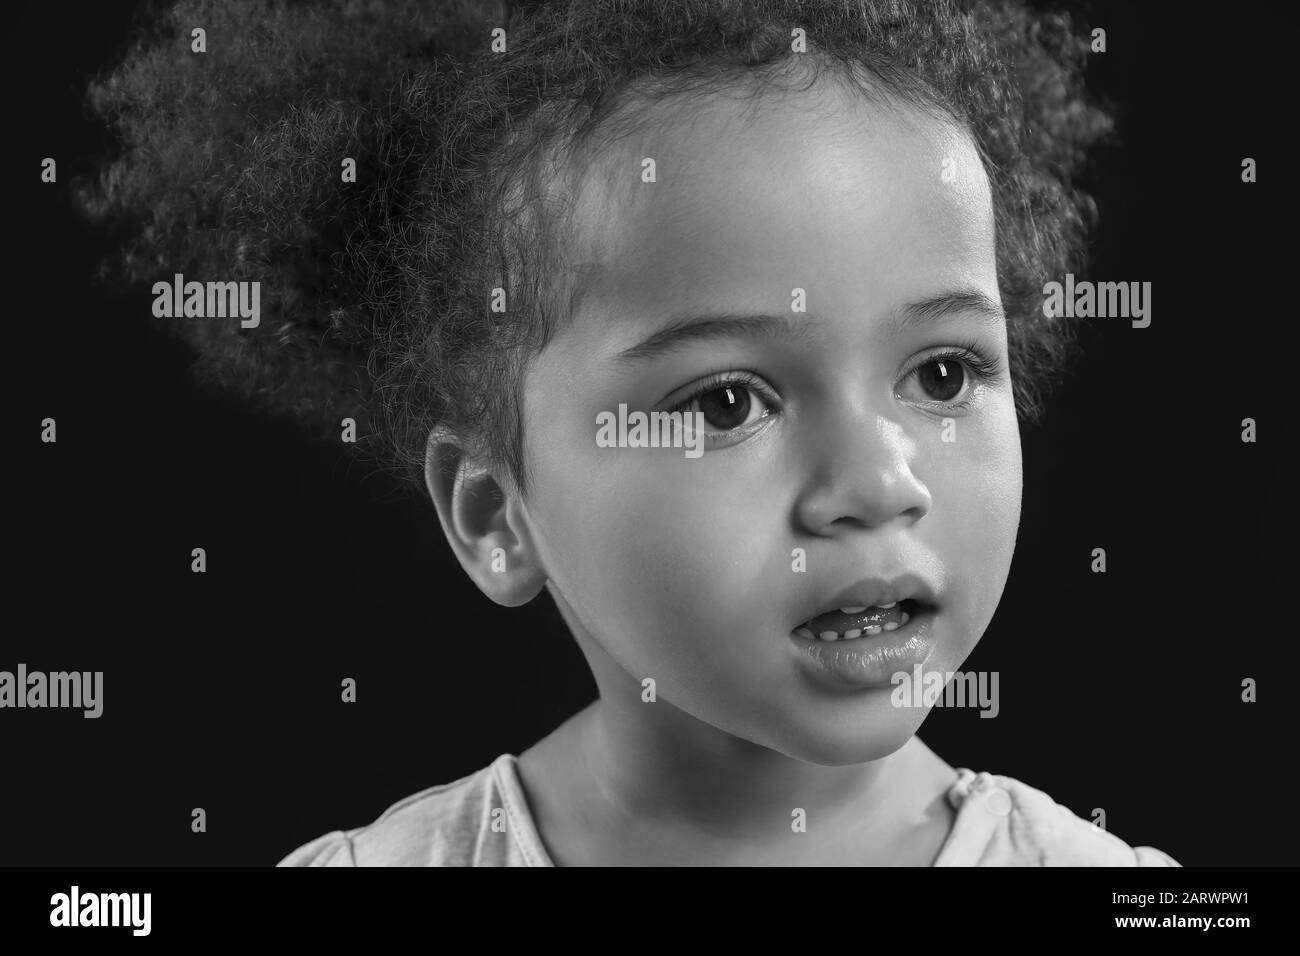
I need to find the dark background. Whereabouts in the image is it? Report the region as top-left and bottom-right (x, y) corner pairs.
(8, 0), (1295, 866)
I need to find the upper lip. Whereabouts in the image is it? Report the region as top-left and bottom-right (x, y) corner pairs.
(796, 573), (940, 626)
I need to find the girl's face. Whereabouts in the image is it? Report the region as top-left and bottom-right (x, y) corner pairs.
(517, 85), (1021, 765)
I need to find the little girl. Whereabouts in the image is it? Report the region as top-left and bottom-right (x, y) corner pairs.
(81, 0), (1179, 865)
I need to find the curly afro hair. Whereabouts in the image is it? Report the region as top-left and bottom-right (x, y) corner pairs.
(75, 0), (1113, 497)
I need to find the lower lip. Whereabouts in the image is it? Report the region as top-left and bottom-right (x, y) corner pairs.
(789, 606), (938, 689)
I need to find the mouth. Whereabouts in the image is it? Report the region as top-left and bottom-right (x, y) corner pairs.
(792, 598), (929, 642)
(788, 598), (939, 689)
(787, 573), (943, 688)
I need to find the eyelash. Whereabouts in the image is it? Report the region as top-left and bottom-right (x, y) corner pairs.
(666, 369), (782, 420)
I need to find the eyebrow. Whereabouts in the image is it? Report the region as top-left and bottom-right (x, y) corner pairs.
(611, 288), (1005, 364)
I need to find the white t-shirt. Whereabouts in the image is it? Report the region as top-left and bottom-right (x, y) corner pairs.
(276, 753), (1181, 867)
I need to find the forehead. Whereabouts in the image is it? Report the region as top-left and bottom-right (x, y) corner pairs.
(558, 80), (996, 335)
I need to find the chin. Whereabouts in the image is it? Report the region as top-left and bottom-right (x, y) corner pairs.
(774, 713), (923, 766)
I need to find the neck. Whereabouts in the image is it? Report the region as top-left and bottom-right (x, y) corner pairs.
(578, 693), (914, 835)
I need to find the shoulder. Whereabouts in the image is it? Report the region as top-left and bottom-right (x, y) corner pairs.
(276, 753), (552, 867)
(932, 768), (1181, 867)
(276, 828), (356, 867)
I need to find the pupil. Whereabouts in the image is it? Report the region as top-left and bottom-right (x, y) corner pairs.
(920, 360), (963, 401)
(699, 386), (750, 429)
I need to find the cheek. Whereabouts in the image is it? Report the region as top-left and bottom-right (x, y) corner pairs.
(929, 400), (1022, 630)
(533, 452), (794, 694)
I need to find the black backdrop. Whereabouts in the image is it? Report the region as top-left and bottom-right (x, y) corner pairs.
(8, 0), (1295, 866)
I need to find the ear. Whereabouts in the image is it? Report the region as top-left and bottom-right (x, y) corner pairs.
(423, 423), (547, 607)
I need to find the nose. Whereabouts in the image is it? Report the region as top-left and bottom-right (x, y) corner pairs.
(793, 404), (932, 534)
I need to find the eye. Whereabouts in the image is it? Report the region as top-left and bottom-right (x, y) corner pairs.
(697, 384), (763, 430)
(666, 371), (779, 446)
(914, 357), (966, 402)
(896, 345), (1003, 411)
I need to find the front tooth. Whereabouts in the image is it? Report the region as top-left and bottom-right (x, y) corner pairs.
(882, 621), (900, 632)
(844, 629), (862, 639)
(818, 630), (839, 642)
(879, 601), (897, 609)
(864, 625), (883, 636)
(840, 606), (868, 614)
